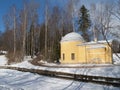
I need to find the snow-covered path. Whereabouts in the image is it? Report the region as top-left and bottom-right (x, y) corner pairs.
(0, 69), (119, 90)
(10, 60), (120, 78)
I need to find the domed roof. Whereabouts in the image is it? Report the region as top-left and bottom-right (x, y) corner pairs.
(61, 32), (85, 42)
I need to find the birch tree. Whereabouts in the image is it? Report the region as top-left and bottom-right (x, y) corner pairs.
(13, 5), (17, 57)
(20, 2), (28, 60)
(27, 1), (39, 57)
(90, 2), (113, 40)
(45, 0), (48, 60)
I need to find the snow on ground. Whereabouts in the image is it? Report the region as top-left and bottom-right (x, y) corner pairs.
(0, 51), (7, 54)
(10, 62), (120, 78)
(0, 55), (7, 65)
(0, 55), (120, 89)
(0, 55), (120, 78)
(113, 53), (120, 64)
(0, 69), (119, 90)
(9, 54), (120, 78)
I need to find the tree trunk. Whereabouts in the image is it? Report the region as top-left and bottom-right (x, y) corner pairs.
(13, 6), (16, 57)
(22, 4), (27, 60)
(45, 1), (48, 60)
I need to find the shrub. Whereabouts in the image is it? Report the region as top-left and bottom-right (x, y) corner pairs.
(6, 51), (23, 65)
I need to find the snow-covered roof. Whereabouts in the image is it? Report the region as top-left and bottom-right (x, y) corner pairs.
(61, 32), (85, 42)
(78, 40), (112, 46)
(87, 45), (106, 49)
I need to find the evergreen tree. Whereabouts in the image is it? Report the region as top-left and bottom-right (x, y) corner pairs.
(78, 5), (91, 41)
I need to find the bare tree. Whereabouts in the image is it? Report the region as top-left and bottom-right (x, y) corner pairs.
(45, 0), (48, 60)
(90, 3), (98, 41)
(110, 0), (120, 21)
(91, 2), (114, 40)
(110, 0), (120, 39)
(3, 14), (12, 51)
(27, 1), (39, 57)
(21, 2), (27, 60)
(3, 5), (18, 53)
(13, 5), (17, 57)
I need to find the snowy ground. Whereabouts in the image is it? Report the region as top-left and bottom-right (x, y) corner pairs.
(0, 55), (120, 90)
(113, 53), (120, 64)
(0, 55), (7, 65)
(0, 69), (119, 90)
(9, 61), (120, 78)
(0, 55), (120, 78)
(8, 55), (120, 78)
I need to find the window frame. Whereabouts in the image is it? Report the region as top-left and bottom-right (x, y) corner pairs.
(71, 53), (75, 60)
(63, 53), (65, 60)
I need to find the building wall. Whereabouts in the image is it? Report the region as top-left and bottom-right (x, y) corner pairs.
(104, 43), (112, 64)
(60, 41), (112, 64)
(78, 46), (86, 63)
(86, 46), (106, 64)
(60, 41), (82, 64)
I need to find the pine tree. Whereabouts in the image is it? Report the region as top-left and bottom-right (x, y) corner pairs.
(78, 5), (91, 42)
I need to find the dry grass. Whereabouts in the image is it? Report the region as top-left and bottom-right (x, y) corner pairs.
(6, 51), (23, 65)
(30, 54), (45, 66)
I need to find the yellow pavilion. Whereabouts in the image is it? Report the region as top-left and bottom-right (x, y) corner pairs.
(60, 32), (113, 64)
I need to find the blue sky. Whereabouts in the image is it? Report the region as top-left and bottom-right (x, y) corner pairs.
(0, 0), (23, 32)
(0, 0), (115, 32)
(0, 0), (68, 32)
